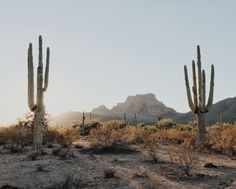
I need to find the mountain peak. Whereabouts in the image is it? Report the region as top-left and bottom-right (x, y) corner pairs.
(111, 93), (171, 115)
(91, 105), (110, 116)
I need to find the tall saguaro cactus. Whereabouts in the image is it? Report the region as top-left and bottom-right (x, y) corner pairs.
(184, 45), (214, 144)
(28, 36), (50, 152)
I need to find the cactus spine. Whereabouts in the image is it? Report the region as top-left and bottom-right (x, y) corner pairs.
(28, 36), (50, 152)
(184, 45), (214, 144)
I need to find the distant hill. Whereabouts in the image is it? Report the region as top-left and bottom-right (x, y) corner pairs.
(50, 94), (236, 127)
(206, 97), (236, 124)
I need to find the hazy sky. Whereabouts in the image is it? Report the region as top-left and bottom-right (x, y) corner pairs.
(0, 1), (235, 125)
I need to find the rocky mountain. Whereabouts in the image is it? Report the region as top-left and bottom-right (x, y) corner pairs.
(110, 93), (174, 115)
(50, 94), (236, 127)
(91, 105), (111, 116)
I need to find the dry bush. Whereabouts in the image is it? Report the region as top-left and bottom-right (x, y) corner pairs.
(46, 175), (85, 189)
(147, 176), (170, 189)
(0, 112), (80, 152)
(52, 147), (76, 159)
(104, 168), (116, 178)
(150, 145), (159, 163)
(0, 113), (51, 152)
(27, 152), (40, 161)
(89, 122), (123, 146)
(147, 123), (236, 157)
(60, 127), (80, 146)
(0, 113), (35, 149)
(72, 121), (102, 136)
(179, 149), (196, 176)
(208, 124), (236, 157)
(123, 126), (154, 144)
(44, 127), (79, 148)
(44, 128), (62, 144)
(133, 166), (149, 178)
(148, 126), (197, 146)
(156, 119), (176, 129)
(88, 121), (135, 154)
(0, 126), (32, 153)
(167, 145), (197, 177)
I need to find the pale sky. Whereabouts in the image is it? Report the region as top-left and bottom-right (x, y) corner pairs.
(0, 0), (235, 125)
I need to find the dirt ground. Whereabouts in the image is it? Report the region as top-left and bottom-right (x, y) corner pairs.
(0, 139), (236, 189)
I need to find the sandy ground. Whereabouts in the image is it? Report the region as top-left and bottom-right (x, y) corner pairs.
(0, 139), (236, 189)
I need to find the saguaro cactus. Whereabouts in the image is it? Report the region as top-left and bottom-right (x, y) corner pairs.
(82, 111), (85, 126)
(81, 111), (86, 135)
(123, 113), (127, 125)
(184, 45), (214, 144)
(28, 35), (50, 152)
(133, 113), (137, 125)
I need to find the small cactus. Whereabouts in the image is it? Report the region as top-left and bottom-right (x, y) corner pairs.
(133, 113), (137, 125)
(81, 111), (86, 135)
(123, 113), (127, 125)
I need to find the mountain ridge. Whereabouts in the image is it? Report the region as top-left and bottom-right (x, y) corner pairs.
(50, 93), (236, 127)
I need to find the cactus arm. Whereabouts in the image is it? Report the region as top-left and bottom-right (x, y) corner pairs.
(38, 35), (43, 69)
(197, 45), (202, 108)
(206, 65), (215, 111)
(43, 47), (50, 91)
(192, 60), (198, 108)
(184, 65), (196, 112)
(28, 43), (35, 111)
(36, 36), (44, 106)
(201, 69), (206, 111)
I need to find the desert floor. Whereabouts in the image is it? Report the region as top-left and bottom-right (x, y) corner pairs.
(0, 138), (236, 189)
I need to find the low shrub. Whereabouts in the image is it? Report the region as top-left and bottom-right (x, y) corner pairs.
(73, 121), (102, 136)
(104, 168), (116, 178)
(156, 118), (176, 129)
(0, 126), (32, 153)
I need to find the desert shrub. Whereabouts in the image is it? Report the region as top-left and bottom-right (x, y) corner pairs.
(176, 124), (196, 131)
(52, 147), (75, 159)
(104, 168), (116, 178)
(144, 125), (158, 132)
(179, 149), (196, 176)
(208, 124), (236, 156)
(27, 152), (40, 161)
(46, 175), (85, 189)
(0, 113), (51, 151)
(88, 121), (135, 154)
(44, 127), (79, 147)
(156, 118), (176, 129)
(123, 126), (154, 144)
(133, 166), (149, 178)
(0, 113), (36, 148)
(60, 127), (80, 146)
(89, 121), (125, 145)
(13, 112), (49, 131)
(44, 128), (62, 144)
(73, 121), (102, 136)
(147, 176), (172, 189)
(167, 145), (197, 176)
(149, 145), (159, 163)
(148, 127), (197, 146)
(0, 126), (32, 153)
